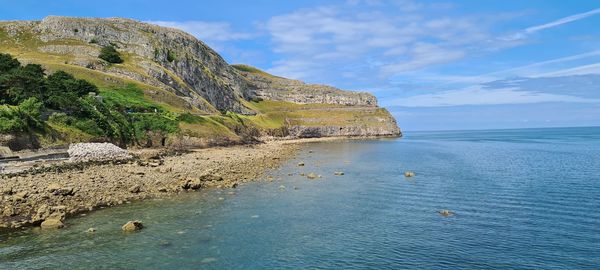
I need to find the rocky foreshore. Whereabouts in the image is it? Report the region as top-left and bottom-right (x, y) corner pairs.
(0, 141), (299, 230)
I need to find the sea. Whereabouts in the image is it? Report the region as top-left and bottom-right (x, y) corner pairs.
(1, 126), (599, 269)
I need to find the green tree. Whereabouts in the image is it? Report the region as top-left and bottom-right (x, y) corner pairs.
(44, 71), (97, 111)
(99, 45), (123, 63)
(0, 53), (20, 73)
(0, 62), (45, 105)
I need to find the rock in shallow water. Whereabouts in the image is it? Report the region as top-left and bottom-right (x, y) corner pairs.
(122, 220), (143, 232)
(41, 218), (64, 229)
(438, 210), (455, 217)
(404, 171), (415, 177)
(307, 173), (318, 179)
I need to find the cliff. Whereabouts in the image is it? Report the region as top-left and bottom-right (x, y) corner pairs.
(0, 16), (400, 149)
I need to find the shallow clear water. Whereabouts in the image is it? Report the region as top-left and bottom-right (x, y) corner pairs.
(1, 127), (600, 269)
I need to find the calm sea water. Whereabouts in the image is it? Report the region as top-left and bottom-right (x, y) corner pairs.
(1, 127), (600, 269)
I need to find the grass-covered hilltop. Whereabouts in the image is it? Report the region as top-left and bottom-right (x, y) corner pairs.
(0, 16), (400, 151)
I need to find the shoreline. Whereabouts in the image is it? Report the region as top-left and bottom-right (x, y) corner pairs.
(0, 136), (398, 231)
(0, 140), (302, 230)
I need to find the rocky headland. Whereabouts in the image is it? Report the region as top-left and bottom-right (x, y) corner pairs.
(0, 16), (401, 230)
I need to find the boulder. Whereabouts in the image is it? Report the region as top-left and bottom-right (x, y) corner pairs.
(87, 227), (97, 233)
(199, 174), (223, 182)
(226, 182), (238, 189)
(334, 171), (345, 176)
(181, 179), (202, 190)
(1, 187), (13, 195)
(41, 213), (65, 229)
(47, 183), (74, 196)
(404, 171), (415, 177)
(129, 185), (142, 193)
(306, 173), (318, 179)
(297, 162), (305, 167)
(122, 220), (143, 232)
(12, 191), (28, 201)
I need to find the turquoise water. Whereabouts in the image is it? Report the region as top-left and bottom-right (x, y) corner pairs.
(1, 127), (600, 269)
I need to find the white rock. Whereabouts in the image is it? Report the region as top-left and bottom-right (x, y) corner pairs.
(68, 143), (131, 162)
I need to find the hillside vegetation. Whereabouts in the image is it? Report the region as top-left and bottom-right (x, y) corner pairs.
(0, 17), (400, 150)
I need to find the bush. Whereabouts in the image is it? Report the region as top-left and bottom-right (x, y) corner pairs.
(167, 49), (177, 62)
(0, 98), (43, 133)
(0, 53), (21, 73)
(99, 45), (123, 64)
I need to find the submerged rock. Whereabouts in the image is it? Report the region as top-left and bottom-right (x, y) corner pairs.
(201, 257), (217, 264)
(122, 220), (144, 232)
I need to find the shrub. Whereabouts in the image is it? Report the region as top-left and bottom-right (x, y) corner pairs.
(99, 45), (123, 64)
(167, 49), (177, 62)
(0, 98), (43, 133)
(0, 53), (21, 73)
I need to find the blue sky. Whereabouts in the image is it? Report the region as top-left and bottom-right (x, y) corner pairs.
(1, 0), (600, 131)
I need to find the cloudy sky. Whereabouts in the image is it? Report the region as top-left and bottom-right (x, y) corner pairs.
(2, 0), (600, 130)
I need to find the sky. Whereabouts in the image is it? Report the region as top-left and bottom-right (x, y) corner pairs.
(1, 0), (599, 131)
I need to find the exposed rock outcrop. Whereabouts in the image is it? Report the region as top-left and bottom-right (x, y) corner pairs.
(288, 124), (400, 138)
(234, 65), (377, 106)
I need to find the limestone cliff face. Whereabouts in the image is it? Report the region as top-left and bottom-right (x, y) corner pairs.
(233, 65), (401, 138)
(235, 65), (377, 106)
(2, 16), (253, 114)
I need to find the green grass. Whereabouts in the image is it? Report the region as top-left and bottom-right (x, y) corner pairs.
(179, 114), (240, 139)
(231, 64), (282, 79)
(100, 84), (162, 112)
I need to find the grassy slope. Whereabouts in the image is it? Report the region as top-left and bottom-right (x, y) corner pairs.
(1, 25), (394, 147)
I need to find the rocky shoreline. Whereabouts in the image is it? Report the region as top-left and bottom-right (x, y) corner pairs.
(0, 140), (302, 230)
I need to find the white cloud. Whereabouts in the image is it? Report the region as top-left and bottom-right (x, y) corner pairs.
(380, 43), (465, 75)
(403, 50), (600, 86)
(501, 8), (600, 41)
(535, 63), (600, 77)
(387, 87), (599, 107)
(147, 21), (254, 42)
(264, 2), (490, 80)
